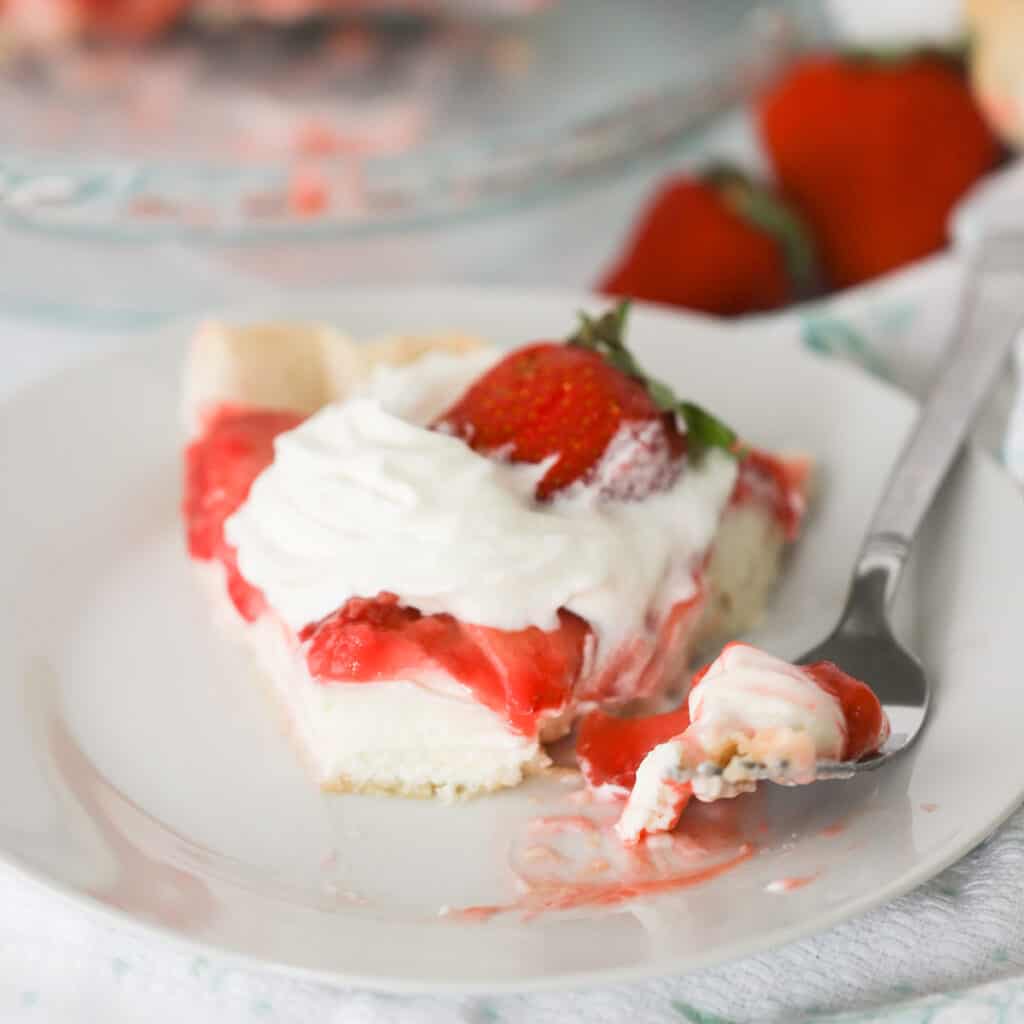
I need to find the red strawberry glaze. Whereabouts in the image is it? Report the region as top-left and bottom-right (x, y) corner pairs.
(183, 405), (304, 621)
(450, 846), (755, 921)
(573, 583), (706, 809)
(299, 585), (712, 738)
(731, 448), (810, 541)
(803, 660), (889, 761)
(299, 592), (590, 737)
(577, 577), (707, 707)
(577, 706), (692, 795)
(449, 802), (754, 920)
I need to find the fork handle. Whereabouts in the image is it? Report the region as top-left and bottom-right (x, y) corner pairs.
(856, 247), (1024, 607)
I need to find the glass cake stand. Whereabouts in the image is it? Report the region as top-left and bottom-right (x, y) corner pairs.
(0, 0), (827, 319)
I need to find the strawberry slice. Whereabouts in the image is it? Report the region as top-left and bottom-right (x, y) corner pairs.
(301, 593), (590, 736)
(434, 303), (736, 501)
(460, 614), (591, 729)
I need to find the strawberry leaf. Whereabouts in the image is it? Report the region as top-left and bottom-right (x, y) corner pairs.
(645, 378), (678, 412)
(679, 401), (738, 459)
(705, 164), (819, 300)
(568, 301), (739, 462)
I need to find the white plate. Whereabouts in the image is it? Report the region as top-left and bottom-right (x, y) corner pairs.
(2, 287), (1023, 994)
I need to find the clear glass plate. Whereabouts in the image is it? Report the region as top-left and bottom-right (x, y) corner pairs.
(0, 0), (826, 242)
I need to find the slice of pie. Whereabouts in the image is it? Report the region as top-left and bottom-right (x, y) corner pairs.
(182, 306), (811, 799)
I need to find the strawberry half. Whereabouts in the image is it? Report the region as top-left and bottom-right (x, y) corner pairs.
(434, 303), (736, 500)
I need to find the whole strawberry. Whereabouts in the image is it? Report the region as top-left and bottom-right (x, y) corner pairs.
(434, 303), (736, 501)
(598, 169), (815, 316)
(759, 53), (1002, 289)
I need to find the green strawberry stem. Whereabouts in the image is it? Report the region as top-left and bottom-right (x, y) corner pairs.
(567, 301), (740, 462)
(704, 164), (819, 300)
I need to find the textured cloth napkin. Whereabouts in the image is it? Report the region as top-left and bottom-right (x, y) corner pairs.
(4, 195), (1024, 1024)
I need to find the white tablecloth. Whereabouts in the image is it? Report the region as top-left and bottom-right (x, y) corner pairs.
(4, 208), (1024, 1024)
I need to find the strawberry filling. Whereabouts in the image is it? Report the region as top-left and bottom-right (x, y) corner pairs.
(299, 593), (590, 736)
(802, 661), (889, 762)
(578, 705), (692, 794)
(731, 449), (810, 541)
(576, 579), (706, 707)
(183, 405), (304, 621)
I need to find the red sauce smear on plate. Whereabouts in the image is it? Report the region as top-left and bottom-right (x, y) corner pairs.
(765, 874), (818, 893)
(447, 802), (755, 922)
(449, 844), (755, 922)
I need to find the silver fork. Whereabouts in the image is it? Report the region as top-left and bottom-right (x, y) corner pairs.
(701, 231), (1024, 785)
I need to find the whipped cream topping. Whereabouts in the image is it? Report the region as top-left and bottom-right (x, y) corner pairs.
(616, 738), (693, 842)
(224, 350), (738, 670)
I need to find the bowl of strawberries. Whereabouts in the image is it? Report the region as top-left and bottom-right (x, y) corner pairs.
(598, 1), (1012, 318)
